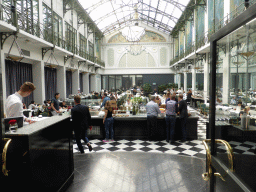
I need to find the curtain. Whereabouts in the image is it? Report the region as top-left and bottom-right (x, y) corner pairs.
(44, 67), (57, 100)
(5, 60), (33, 108)
(79, 73), (83, 93)
(66, 70), (72, 98)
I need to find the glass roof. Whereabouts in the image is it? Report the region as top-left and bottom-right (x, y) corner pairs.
(78, 0), (190, 35)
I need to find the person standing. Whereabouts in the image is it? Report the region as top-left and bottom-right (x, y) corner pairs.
(51, 93), (60, 116)
(178, 94), (188, 142)
(5, 82), (36, 123)
(166, 95), (178, 144)
(103, 100), (114, 142)
(187, 90), (192, 105)
(71, 95), (93, 153)
(101, 92), (110, 108)
(146, 96), (161, 141)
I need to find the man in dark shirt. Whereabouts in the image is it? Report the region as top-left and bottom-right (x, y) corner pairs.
(71, 95), (93, 153)
(51, 93), (60, 116)
(178, 94), (188, 142)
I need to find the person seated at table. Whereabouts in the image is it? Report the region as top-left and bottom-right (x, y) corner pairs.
(59, 101), (68, 109)
(92, 92), (101, 99)
(216, 98), (222, 105)
(153, 88), (158, 94)
(230, 97), (237, 105)
(238, 100), (245, 109)
(240, 106), (250, 117)
(28, 101), (38, 110)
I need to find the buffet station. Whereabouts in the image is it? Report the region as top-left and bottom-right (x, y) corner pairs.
(191, 91), (209, 108)
(3, 114), (74, 192)
(68, 93), (200, 141)
(206, 104), (256, 142)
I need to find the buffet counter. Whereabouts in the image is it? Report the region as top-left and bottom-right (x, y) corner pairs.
(89, 114), (199, 140)
(4, 114), (74, 192)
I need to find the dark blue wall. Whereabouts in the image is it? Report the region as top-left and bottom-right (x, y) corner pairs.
(143, 74), (174, 91)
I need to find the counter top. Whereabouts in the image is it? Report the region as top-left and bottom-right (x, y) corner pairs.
(92, 115), (199, 120)
(5, 114), (70, 136)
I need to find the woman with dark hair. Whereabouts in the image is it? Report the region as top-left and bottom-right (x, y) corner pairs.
(103, 100), (114, 142)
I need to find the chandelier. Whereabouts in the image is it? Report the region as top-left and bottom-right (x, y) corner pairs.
(121, 4), (145, 42)
(126, 44), (145, 56)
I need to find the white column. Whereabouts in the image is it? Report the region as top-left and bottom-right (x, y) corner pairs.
(224, 0), (230, 24)
(90, 74), (96, 92)
(72, 69), (79, 94)
(205, 0), (208, 34)
(184, 72), (187, 92)
(192, 68), (196, 95)
(1, 51), (6, 107)
(178, 74), (181, 89)
(204, 53), (210, 102)
(57, 66), (66, 100)
(222, 47), (230, 104)
(84, 72), (90, 94)
(32, 61), (45, 104)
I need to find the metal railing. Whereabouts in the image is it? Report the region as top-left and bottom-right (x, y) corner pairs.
(0, 3), (105, 66)
(170, 1), (256, 66)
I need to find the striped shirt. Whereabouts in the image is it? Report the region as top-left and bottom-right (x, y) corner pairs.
(146, 101), (161, 117)
(166, 100), (177, 116)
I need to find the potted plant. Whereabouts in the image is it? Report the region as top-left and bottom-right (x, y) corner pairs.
(158, 84), (166, 94)
(142, 83), (151, 96)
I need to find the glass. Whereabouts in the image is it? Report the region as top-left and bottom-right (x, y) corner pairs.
(109, 75), (115, 91)
(115, 76), (122, 90)
(102, 76), (109, 90)
(214, 17), (256, 190)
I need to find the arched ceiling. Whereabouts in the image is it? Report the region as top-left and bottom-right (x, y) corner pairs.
(78, 0), (190, 35)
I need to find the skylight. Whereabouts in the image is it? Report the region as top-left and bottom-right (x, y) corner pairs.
(78, 0), (190, 35)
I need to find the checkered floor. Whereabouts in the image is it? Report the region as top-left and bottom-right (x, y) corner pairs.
(73, 106), (256, 157)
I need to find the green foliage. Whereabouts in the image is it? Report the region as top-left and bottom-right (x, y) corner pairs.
(158, 83), (178, 92)
(143, 83), (151, 93)
(131, 96), (143, 104)
(197, 83), (204, 90)
(158, 84), (167, 92)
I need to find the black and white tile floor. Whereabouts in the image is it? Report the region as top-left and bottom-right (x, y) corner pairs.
(73, 106), (256, 157)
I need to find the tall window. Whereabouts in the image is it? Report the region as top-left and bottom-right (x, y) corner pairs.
(16, 0), (39, 36)
(89, 41), (94, 58)
(79, 33), (87, 58)
(53, 13), (63, 47)
(42, 3), (53, 43)
(65, 22), (77, 53)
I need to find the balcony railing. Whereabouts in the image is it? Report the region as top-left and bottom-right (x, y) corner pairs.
(0, 3), (105, 67)
(170, 0), (256, 66)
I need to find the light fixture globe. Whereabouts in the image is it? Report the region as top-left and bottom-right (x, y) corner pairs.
(121, 23), (145, 42)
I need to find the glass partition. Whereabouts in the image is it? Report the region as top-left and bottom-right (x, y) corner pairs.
(214, 17), (256, 190)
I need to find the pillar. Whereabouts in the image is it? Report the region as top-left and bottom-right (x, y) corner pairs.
(32, 61), (45, 104)
(184, 72), (187, 92)
(222, 46), (230, 104)
(90, 74), (96, 92)
(84, 72), (89, 94)
(204, 53), (210, 102)
(192, 68), (196, 95)
(72, 69), (79, 94)
(57, 65), (66, 100)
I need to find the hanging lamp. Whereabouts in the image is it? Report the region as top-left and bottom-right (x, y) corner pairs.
(6, 35), (24, 62)
(45, 48), (59, 69)
(121, 4), (145, 42)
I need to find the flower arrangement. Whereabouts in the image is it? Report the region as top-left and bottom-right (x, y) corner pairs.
(8, 119), (17, 125)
